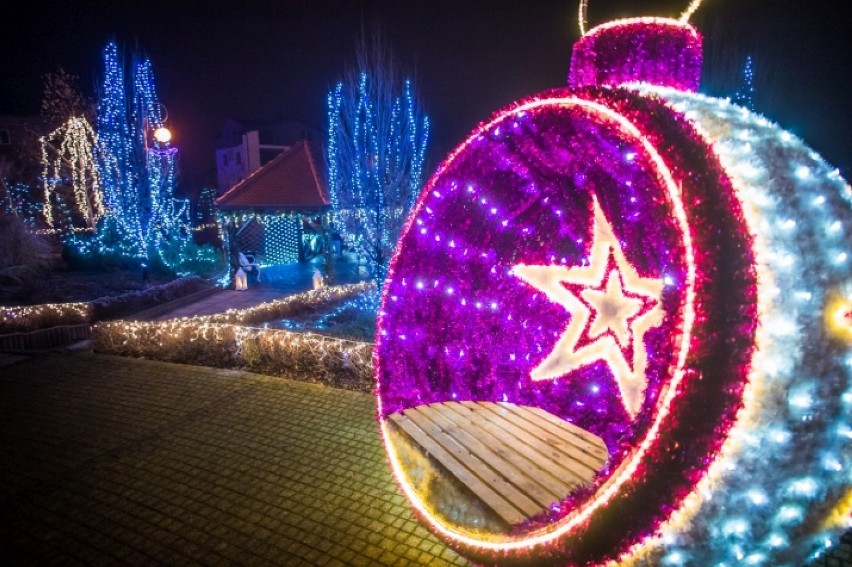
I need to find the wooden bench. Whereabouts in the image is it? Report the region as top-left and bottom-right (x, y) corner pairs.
(388, 401), (609, 527)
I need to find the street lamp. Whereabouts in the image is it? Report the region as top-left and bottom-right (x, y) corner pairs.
(152, 126), (172, 144)
(143, 102), (173, 153)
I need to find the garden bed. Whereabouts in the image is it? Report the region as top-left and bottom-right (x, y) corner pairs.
(92, 283), (377, 392)
(10, 268), (176, 306)
(265, 286), (380, 342)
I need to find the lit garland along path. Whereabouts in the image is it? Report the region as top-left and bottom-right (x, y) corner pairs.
(0, 352), (467, 566)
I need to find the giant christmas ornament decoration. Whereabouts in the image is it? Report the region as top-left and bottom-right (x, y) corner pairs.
(374, 1), (852, 565)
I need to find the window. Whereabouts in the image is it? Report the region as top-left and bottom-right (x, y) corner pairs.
(0, 129), (10, 145)
(222, 153), (229, 166)
(235, 151), (241, 165)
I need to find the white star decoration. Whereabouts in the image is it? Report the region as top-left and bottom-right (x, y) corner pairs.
(512, 197), (665, 419)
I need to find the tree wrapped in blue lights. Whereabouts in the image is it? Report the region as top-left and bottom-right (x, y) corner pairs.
(1, 182), (41, 225)
(326, 36), (430, 283)
(81, 40), (200, 274)
(95, 41), (142, 259)
(734, 55), (755, 111)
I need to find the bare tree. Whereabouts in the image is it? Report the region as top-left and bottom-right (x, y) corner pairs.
(40, 67), (92, 130)
(326, 28), (430, 283)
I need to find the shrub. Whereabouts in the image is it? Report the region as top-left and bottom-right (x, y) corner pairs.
(0, 275), (213, 334)
(91, 283), (376, 393)
(148, 235), (224, 278)
(0, 211), (56, 302)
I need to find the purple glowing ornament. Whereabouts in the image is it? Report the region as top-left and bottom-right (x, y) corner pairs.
(375, 8), (757, 567)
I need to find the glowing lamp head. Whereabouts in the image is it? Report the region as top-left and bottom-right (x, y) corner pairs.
(152, 126), (172, 144)
(569, 17), (703, 92)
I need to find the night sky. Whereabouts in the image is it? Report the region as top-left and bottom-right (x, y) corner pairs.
(2, 0), (850, 195)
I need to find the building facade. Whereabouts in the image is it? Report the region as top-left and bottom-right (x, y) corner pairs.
(214, 119), (322, 194)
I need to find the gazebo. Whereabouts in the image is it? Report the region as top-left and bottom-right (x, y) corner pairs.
(215, 139), (330, 273)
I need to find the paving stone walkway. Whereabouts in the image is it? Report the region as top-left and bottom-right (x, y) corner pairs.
(0, 352), (468, 566)
(152, 255), (373, 320)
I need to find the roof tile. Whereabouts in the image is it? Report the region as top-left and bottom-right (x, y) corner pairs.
(215, 140), (329, 211)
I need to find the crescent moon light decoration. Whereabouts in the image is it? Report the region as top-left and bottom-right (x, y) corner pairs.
(375, 3), (851, 566)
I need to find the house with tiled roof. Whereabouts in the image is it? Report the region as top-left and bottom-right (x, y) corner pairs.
(216, 139), (330, 268)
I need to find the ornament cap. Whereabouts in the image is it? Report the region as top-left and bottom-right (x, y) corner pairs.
(569, 17), (702, 92)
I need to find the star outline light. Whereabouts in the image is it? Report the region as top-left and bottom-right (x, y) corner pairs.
(512, 197), (665, 419)
(579, 264), (655, 353)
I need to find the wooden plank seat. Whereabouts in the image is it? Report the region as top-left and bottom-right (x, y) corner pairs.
(388, 400), (609, 527)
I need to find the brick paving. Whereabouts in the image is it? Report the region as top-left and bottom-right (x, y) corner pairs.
(0, 352), (468, 566)
(153, 287), (291, 320)
(813, 532), (852, 567)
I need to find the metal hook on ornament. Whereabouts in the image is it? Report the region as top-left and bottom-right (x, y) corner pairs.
(577, 0), (705, 36)
(679, 0), (704, 23)
(578, 0), (588, 36)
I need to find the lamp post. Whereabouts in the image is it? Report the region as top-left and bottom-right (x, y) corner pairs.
(139, 102), (179, 269)
(142, 102), (172, 155)
(141, 102), (177, 198)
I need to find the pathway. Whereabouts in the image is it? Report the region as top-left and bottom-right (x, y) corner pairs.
(0, 352), (468, 566)
(151, 256), (372, 320)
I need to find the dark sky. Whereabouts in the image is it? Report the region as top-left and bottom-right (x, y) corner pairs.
(2, 0), (850, 194)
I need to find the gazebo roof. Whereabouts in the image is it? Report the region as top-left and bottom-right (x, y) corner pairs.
(215, 139), (329, 213)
